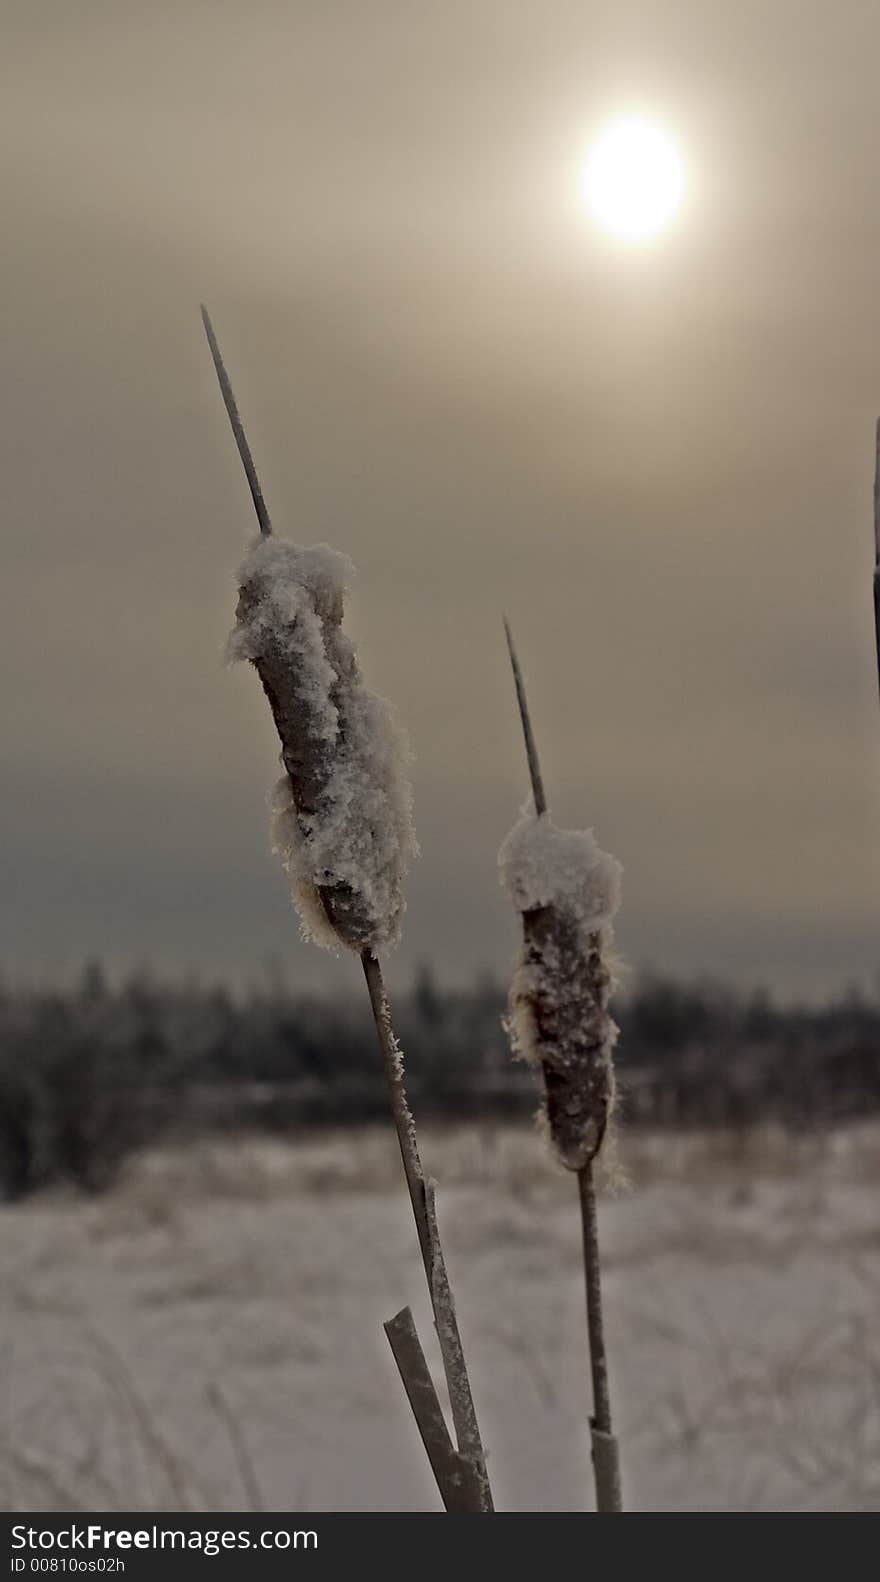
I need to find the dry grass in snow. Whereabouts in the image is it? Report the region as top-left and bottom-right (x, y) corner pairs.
(2, 1121), (879, 1512)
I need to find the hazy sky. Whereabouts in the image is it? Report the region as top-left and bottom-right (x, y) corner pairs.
(2, 1), (879, 999)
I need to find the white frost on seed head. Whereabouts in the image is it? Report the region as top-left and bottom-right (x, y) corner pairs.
(227, 538), (354, 743)
(498, 810), (622, 934)
(230, 535), (418, 954)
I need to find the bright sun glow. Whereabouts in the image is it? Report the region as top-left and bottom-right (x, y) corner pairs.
(583, 118), (685, 240)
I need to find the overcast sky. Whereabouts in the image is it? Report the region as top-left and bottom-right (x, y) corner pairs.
(1, 1), (879, 1000)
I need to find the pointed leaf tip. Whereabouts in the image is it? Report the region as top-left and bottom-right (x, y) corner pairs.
(200, 306), (273, 538)
(502, 619), (547, 817)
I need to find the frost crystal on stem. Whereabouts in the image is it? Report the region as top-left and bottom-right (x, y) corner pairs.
(499, 811), (622, 1169)
(229, 534), (418, 954)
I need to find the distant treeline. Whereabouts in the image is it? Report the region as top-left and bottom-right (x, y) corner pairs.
(0, 962), (878, 1198)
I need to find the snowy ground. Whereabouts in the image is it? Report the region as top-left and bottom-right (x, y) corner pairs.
(2, 1121), (879, 1512)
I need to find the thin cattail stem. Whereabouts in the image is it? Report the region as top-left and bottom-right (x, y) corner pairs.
(361, 950), (430, 1265)
(867, 420), (873, 699)
(577, 1163), (611, 1433)
(362, 949), (494, 1512)
(578, 1163), (622, 1512)
(201, 305), (273, 537)
(504, 617), (622, 1513)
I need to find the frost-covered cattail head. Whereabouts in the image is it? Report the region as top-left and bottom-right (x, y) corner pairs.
(229, 533), (418, 954)
(499, 811), (622, 1170)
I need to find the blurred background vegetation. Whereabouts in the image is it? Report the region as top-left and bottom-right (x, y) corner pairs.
(1, 961), (878, 1200)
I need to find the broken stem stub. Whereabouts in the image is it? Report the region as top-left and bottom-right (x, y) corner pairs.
(384, 1308), (485, 1512)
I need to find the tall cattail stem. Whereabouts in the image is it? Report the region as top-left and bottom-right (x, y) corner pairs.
(504, 616), (547, 817)
(362, 950), (494, 1512)
(361, 950), (431, 1264)
(504, 619), (622, 1513)
(578, 1162), (622, 1512)
(867, 420), (873, 699)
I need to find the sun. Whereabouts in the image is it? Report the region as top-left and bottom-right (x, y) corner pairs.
(583, 117), (685, 241)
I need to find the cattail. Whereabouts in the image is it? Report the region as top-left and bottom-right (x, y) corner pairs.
(499, 814), (621, 1168)
(229, 534), (417, 955)
(499, 618), (622, 1512)
(203, 307), (492, 1513)
(498, 627), (622, 1170)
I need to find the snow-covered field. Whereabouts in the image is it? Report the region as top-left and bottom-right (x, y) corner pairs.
(3, 1121), (879, 1512)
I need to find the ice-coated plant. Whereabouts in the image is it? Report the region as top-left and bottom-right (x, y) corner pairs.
(202, 306), (492, 1513)
(228, 533), (417, 956)
(867, 420), (873, 699)
(499, 812), (621, 1170)
(499, 617), (623, 1512)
